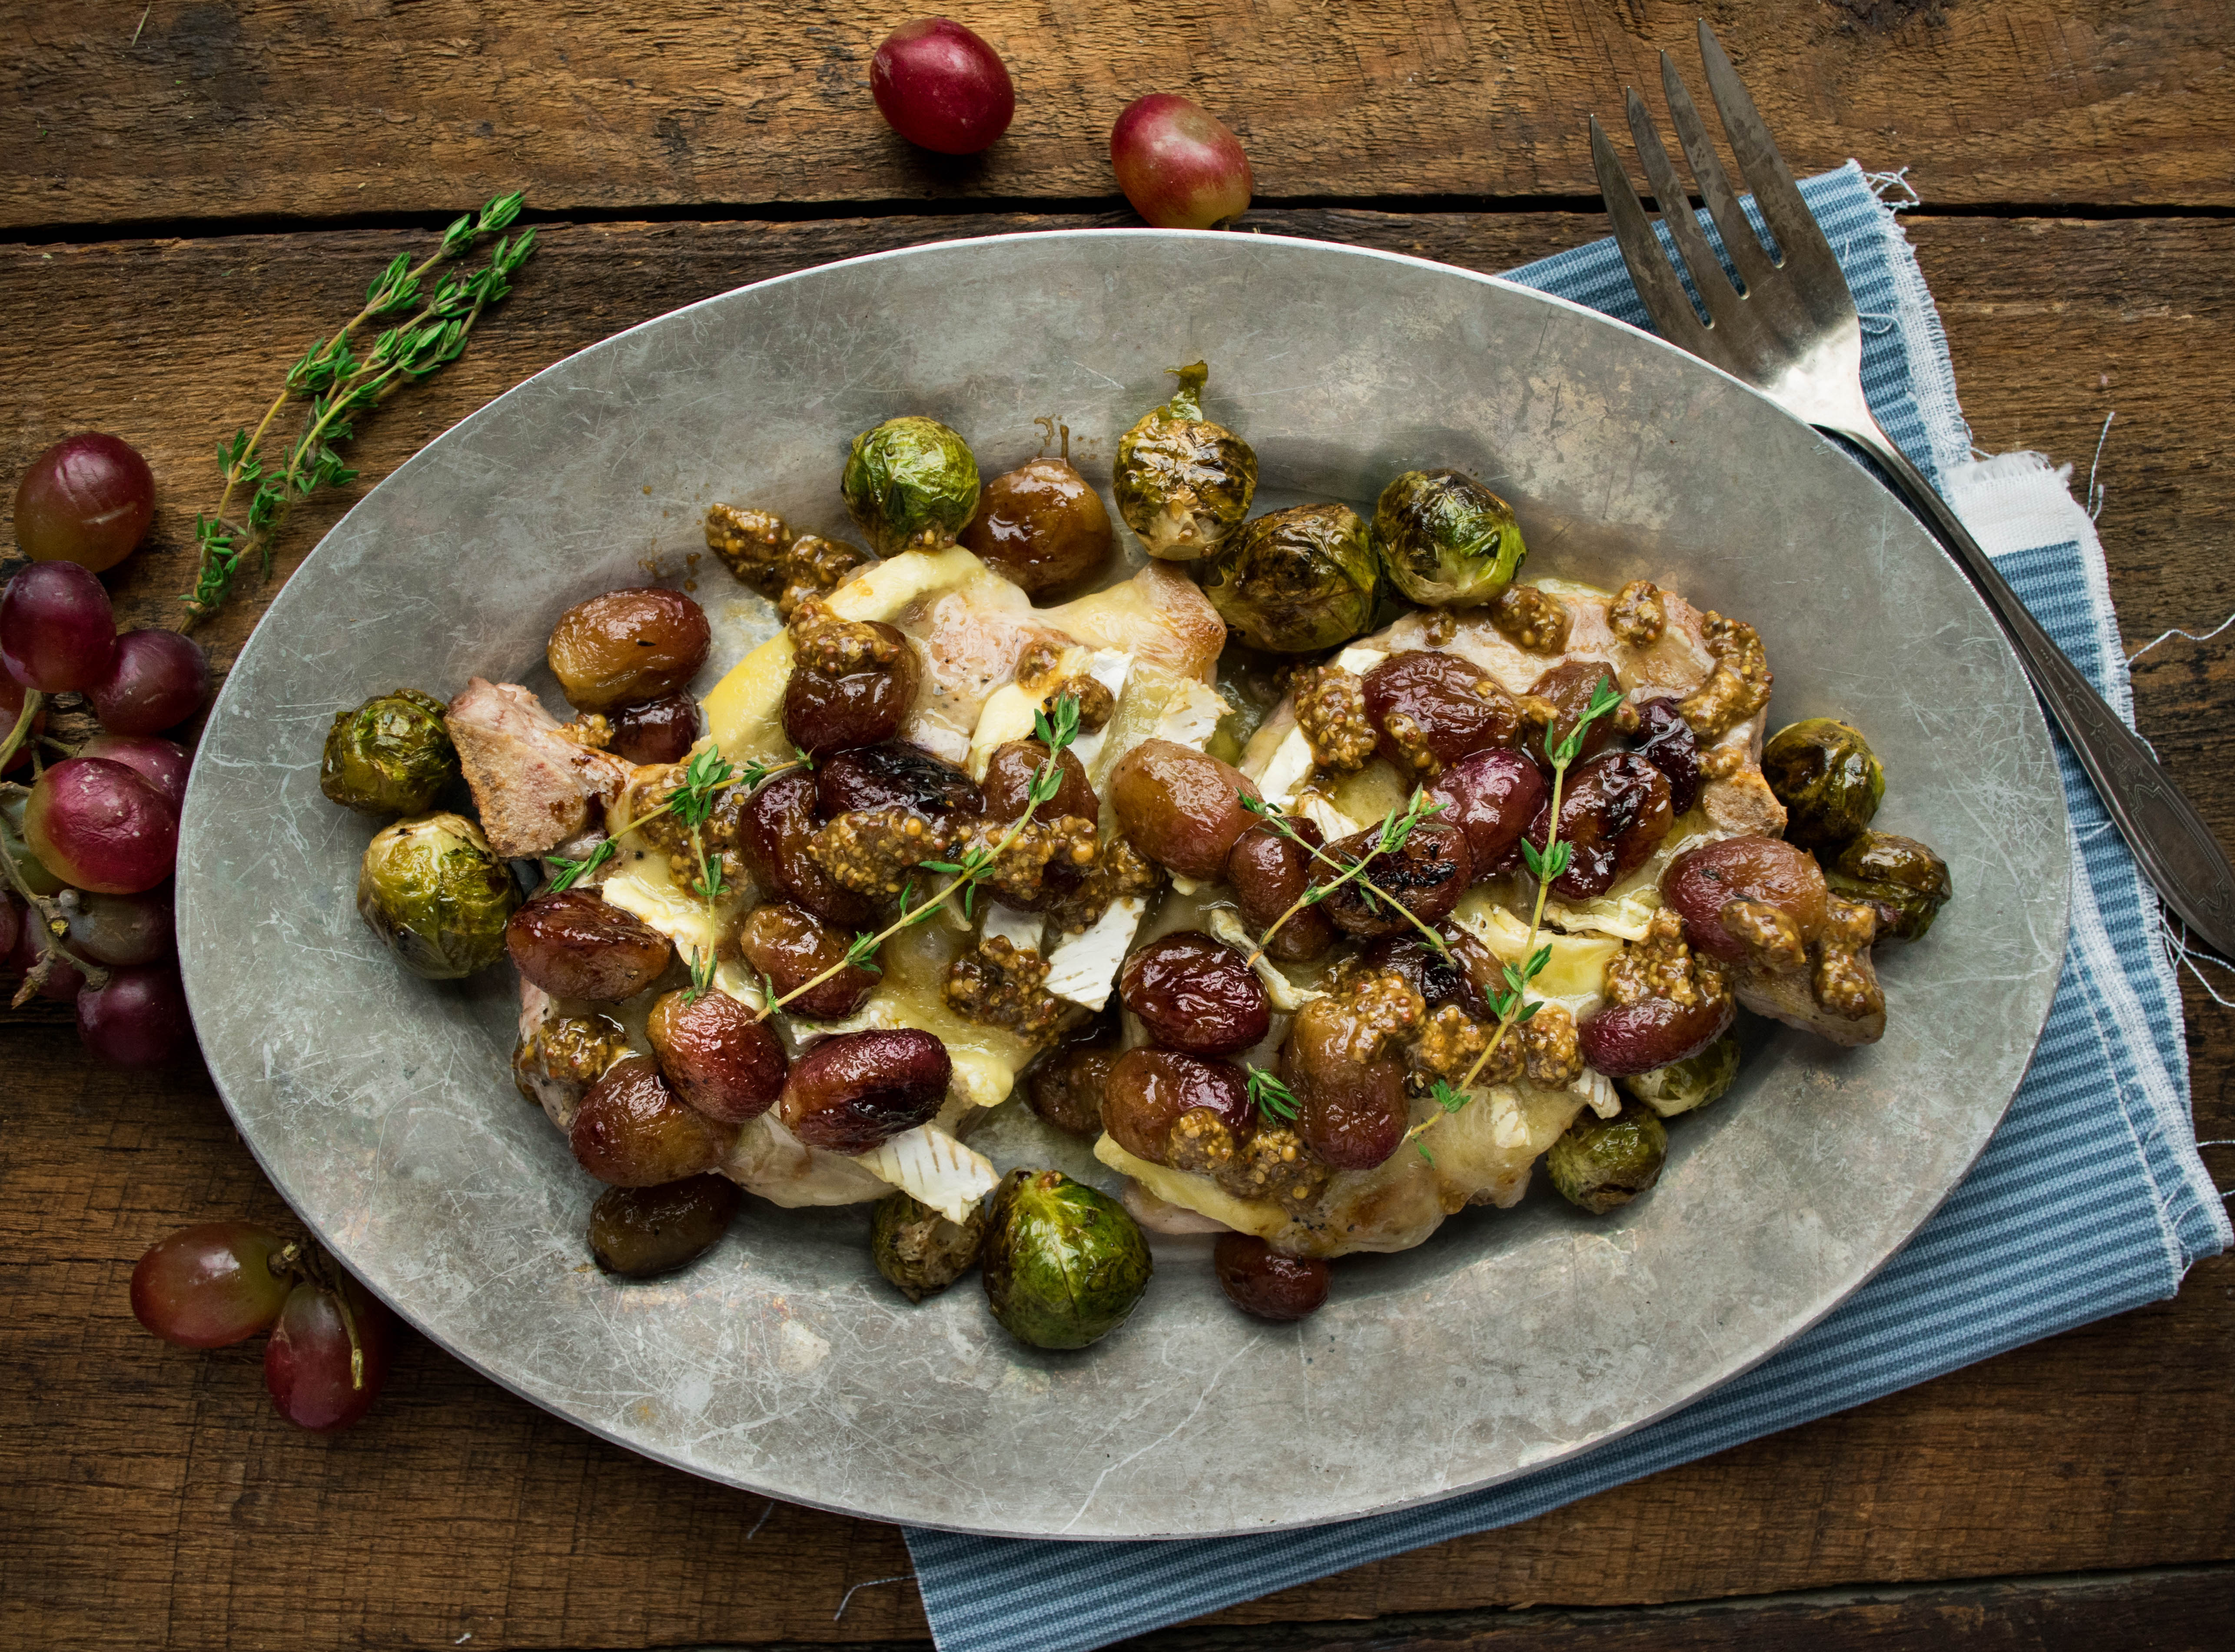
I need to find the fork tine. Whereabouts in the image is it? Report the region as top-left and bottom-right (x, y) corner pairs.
(1659, 51), (1777, 292)
(1695, 21), (1842, 287)
(1622, 86), (1744, 332)
(1588, 114), (1712, 356)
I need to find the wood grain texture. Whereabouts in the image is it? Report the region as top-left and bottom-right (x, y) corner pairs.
(4, 211), (2232, 1648)
(5, 1), (2234, 229)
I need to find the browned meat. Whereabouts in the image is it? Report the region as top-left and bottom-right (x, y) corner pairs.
(448, 677), (635, 859)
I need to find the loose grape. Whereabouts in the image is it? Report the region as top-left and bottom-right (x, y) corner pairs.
(1212, 1233), (1329, 1322)
(130, 1222), (293, 1348)
(870, 17), (1016, 155)
(1110, 94), (1253, 229)
(264, 1274), (394, 1433)
(76, 733), (190, 813)
(7, 913), (85, 1001)
(63, 887), (173, 965)
(13, 431), (155, 572)
(77, 963), (193, 1064)
(1, 794), (66, 895)
(0, 676), (46, 775)
(86, 630), (209, 735)
(23, 757), (178, 894)
(0, 562), (118, 692)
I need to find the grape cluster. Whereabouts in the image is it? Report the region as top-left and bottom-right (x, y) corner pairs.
(4, 432), (207, 1064)
(131, 1223), (396, 1432)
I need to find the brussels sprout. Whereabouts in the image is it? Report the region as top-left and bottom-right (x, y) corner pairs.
(1547, 1103), (1668, 1215)
(980, 1168), (1152, 1350)
(1113, 362), (1259, 561)
(1199, 502), (1378, 655)
(355, 811), (520, 979)
(871, 1189), (990, 1303)
(1371, 469), (1527, 607)
(320, 688), (459, 815)
(1618, 1035), (1740, 1118)
(841, 416), (981, 556)
(1826, 829), (1953, 942)
(1761, 718), (1885, 851)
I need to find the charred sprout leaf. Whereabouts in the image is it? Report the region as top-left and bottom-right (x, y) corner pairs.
(319, 688), (459, 815)
(870, 1190), (990, 1303)
(842, 416), (981, 556)
(355, 811), (520, 978)
(1371, 468), (1527, 607)
(1547, 1104), (1669, 1214)
(1762, 718), (1885, 851)
(980, 1169), (1152, 1350)
(1199, 502), (1378, 654)
(1619, 1037), (1741, 1118)
(1112, 361), (1259, 561)
(1826, 829), (1953, 941)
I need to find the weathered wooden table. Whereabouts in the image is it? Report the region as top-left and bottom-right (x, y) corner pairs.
(5, 4), (2232, 1647)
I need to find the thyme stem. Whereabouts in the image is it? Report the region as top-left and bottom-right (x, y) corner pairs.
(1242, 789), (1445, 968)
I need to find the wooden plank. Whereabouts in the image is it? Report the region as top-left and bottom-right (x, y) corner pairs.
(3, 211), (2233, 1648)
(5, 1), (2234, 229)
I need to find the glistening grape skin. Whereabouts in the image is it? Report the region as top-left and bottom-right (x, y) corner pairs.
(264, 1275), (394, 1432)
(0, 561), (118, 693)
(12, 432), (156, 573)
(130, 1223), (294, 1349)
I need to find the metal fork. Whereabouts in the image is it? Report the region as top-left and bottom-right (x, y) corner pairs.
(1590, 19), (2235, 961)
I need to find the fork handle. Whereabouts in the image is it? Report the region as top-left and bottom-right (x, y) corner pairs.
(1836, 417), (2235, 961)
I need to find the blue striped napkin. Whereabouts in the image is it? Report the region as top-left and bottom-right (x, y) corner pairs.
(903, 163), (2231, 1652)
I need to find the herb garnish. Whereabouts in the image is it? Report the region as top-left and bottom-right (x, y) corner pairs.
(1409, 672), (1624, 1158)
(1237, 787), (1448, 967)
(757, 694), (1083, 1021)
(1247, 1066), (1301, 1123)
(546, 838), (616, 894)
(1239, 791), (1455, 962)
(183, 191), (538, 625)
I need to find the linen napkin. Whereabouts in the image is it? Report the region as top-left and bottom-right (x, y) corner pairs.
(903, 163), (2231, 1652)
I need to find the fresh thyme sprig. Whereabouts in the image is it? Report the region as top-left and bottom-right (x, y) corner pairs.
(183, 191), (537, 626)
(546, 838), (616, 894)
(1238, 792), (1454, 962)
(671, 746), (738, 1001)
(756, 694), (1083, 1021)
(1247, 1066), (1301, 1124)
(1408, 673), (1624, 1159)
(735, 748), (813, 793)
(1239, 787), (1446, 968)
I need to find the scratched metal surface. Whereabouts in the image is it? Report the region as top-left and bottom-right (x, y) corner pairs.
(175, 231), (2069, 1539)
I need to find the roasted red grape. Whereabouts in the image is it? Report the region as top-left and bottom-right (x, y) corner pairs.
(1119, 931), (1269, 1057)
(608, 692), (700, 765)
(1109, 738), (1259, 879)
(505, 888), (673, 1002)
(871, 17), (1015, 155)
(1027, 1044), (1121, 1138)
(817, 741), (984, 821)
(1102, 1047), (1251, 1164)
(1, 561), (118, 692)
(1110, 94), (1253, 229)
(264, 1273), (394, 1433)
(1213, 1233), (1329, 1321)
(23, 757), (178, 894)
(1632, 696), (1702, 815)
(13, 431), (155, 572)
(1660, 835), (1829, 961)
(737, 901), (879, 1020)
(64, 888), (173, 966)
(738, 770), (877, 926)
(1427, 746), (1546, 876)
(782, 623), (920, 756)
(1225, 816), (1336, 962)
(1579, 992), (1735, 1077)
(647, 987), (788, 1123)
(1286, 998), (1410, 1170)
(0, 676), (45, 774)
(962, 458), (1115, 596)
(75, 733), (190, 813)
(548, 588), (711, 713)
(77, 963), (193, 1064)
(588, 1176), (743, 1277)
(980, 738), (1094, 824)
(1527, 660), (1622, 769)
(86, 629), (210, 735)
(1523, 751), (1671, 900)
(1313, 819), (1471, 939)
(130, 1222), (294, 1348)
(1362, 651), (1520, 773)
(780, 1029), (951, 1154)
(1362, 930), (1493, 1019)
(571, 1055), (737, 1186)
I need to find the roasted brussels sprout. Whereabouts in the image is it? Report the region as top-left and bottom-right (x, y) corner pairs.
(871, 1189), (990, 1303)
(1547, 1103), (1668, 1214)
(1371, 469), (1526, 607)
(841, 416), (981, 556)
(1762, 718), (1884, 851)
(981, 1169), (1152, 1350)
(320, 688), (458, 815)
(1112, 362), (1259, 561)
(1199, 502), (1378, 655)
(1618, 1035), (1741, 1118)
(355, 811), (520, 978)
(1826, 829), (1953, 942)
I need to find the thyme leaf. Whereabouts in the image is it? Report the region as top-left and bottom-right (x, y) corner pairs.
(1247, 1066), (1301, 1123)
(546, 838), (615, 894)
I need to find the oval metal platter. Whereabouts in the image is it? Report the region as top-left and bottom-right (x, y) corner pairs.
(176, 230), (2069, 1540)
